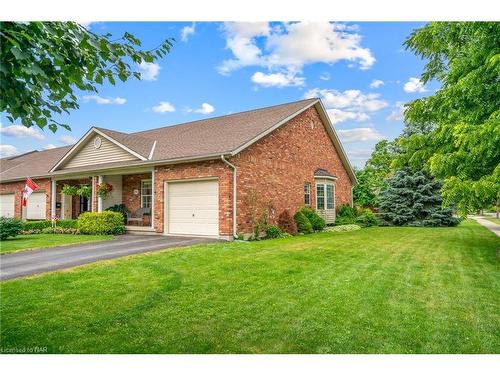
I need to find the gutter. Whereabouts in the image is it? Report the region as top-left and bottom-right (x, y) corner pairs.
(221, 155), (237, 239)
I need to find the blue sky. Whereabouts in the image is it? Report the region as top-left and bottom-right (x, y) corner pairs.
(0, 21), (435, 167)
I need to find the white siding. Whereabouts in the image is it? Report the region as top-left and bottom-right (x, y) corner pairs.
(102, 175), (123, 210)
(62, 135), (138, 169)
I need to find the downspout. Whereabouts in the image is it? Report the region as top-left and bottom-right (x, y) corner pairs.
(221, 155), (237, 239)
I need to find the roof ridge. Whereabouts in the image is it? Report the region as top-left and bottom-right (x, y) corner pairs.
(132, 97), (318, 135)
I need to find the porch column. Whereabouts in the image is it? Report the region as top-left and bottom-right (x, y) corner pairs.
(151, 168), (155, 229)
(91, 176), (98, 212)
(51, 179), (57, 219)
(97, 175), (103, 212)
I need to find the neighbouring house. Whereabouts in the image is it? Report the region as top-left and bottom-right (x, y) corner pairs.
(0, 98), (356, 239)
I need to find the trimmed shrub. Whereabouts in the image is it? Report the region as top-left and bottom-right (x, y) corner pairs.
(77, 211), (125, 235)
(277, 210), (298, 235)
(57, 219), (78, 229)
(299, 207), (326, 231)
(334, 216), (356, 225)
(323, 224), (361, 232)
(337, 204), (357, 220)
(105, 204), (129, 224)
(355, 209), (378, 227)
(266, 225), (284, 239)
(23, 220), (52, 231)
(294, 211), (313, 234)
(0, 217), (23, 240)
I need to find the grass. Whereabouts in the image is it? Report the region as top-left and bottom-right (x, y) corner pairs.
(0, 234), (114, 254)
(0, 220), (499, 354)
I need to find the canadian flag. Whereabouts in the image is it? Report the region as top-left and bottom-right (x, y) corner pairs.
(22, 178), (39, 207)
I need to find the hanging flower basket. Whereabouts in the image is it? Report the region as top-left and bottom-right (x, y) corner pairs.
(61, 184), (78, 196)
(97, 182), (113, 199)
(76, 184), (92, 198)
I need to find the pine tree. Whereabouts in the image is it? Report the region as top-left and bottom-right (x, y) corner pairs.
(379, 169), (460, 227)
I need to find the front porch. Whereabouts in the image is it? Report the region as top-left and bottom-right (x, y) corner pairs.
(51, 170), (155, 231)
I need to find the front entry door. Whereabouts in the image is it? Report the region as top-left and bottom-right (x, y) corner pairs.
(62, 194), (72, 219)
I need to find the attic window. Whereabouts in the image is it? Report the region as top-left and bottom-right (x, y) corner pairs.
(93, 136), (102, 149)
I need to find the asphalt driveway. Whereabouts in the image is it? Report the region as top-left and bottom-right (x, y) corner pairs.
(0, 235), (219, 281)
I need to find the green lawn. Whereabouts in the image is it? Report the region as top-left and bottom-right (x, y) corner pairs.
(0, 234), (113, 254)
(1, 220), (498, 354)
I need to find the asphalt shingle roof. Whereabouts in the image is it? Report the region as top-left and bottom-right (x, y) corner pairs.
(0, 98), (322, 181)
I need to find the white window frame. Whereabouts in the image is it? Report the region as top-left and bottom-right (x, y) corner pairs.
(141, 179), (152, 208)
(304, 182), (311, 206)
(315, 182), (335, 211)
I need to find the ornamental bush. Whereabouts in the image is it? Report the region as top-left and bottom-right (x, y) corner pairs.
(299, 207), (326, 231)
(379, 169), (460, 227)
(23, 220), (52, 231)
(355, 209), (378, 227)
(56, 219), (78, 229)
(293, 211), (313, 234)
(0, 217), (23, 240)
(277, 210), (298, 235)
(266, 225), (284, 239)
(77, 211), (125, 235)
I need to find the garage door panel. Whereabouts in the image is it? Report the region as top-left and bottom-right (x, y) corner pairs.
(167, 180), (219, 236)
(27, 192), (46, 220)
(0, 194), (15, 218)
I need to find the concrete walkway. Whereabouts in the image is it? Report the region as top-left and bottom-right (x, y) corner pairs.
(470, 216), (500, 237)
(0, 235), (219, 281)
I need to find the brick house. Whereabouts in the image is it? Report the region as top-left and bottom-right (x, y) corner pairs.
(0, 98), (356, 239)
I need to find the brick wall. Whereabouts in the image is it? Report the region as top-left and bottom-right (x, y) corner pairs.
(122, 173), (151, 214)
(153, 160), (233, 236)
(232, 106), (354, 235)
(0, 178), (52, 219)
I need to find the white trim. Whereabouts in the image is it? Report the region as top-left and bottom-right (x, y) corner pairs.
(314, 175), (338, 181)
(231, 100), (319, 155)
(148, 141), (157, 160)
(140, 179), (153, 209)
(97, 175), (103, 212)
(51, 179), (56, 218)
(50, 127), (147, 172)
(151, 169), (155, 229)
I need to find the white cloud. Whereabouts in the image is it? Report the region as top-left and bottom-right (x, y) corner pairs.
(187, 103), (215, 115)
(44, 144), (57, 150)
(59, 135), (77, 145)
(152, 101), (176, 113)
(138, 62), (160, 81)
(181, 23), (196, 42)
(369, 79), (384, 88)
(337, 127), (385, 143)
(305, 88), (388, 124)
(0, 144), (19, 157)
(0, 124), (45, 140)
(326, 109), (370, 125)
(386, 101), (405, 121)
(319, 72), (331, 81)
(218, 22), (374, 78)
(404, 77), (426, 93)
(347, 148), (374, 160)
(251, 71), (304, 87)
(82, 95), (127, 105)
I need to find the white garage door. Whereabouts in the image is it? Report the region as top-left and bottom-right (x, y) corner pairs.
(27, 191), (46, 220)
(167, 179), (219, 236)
(0, 194), (15, 218)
